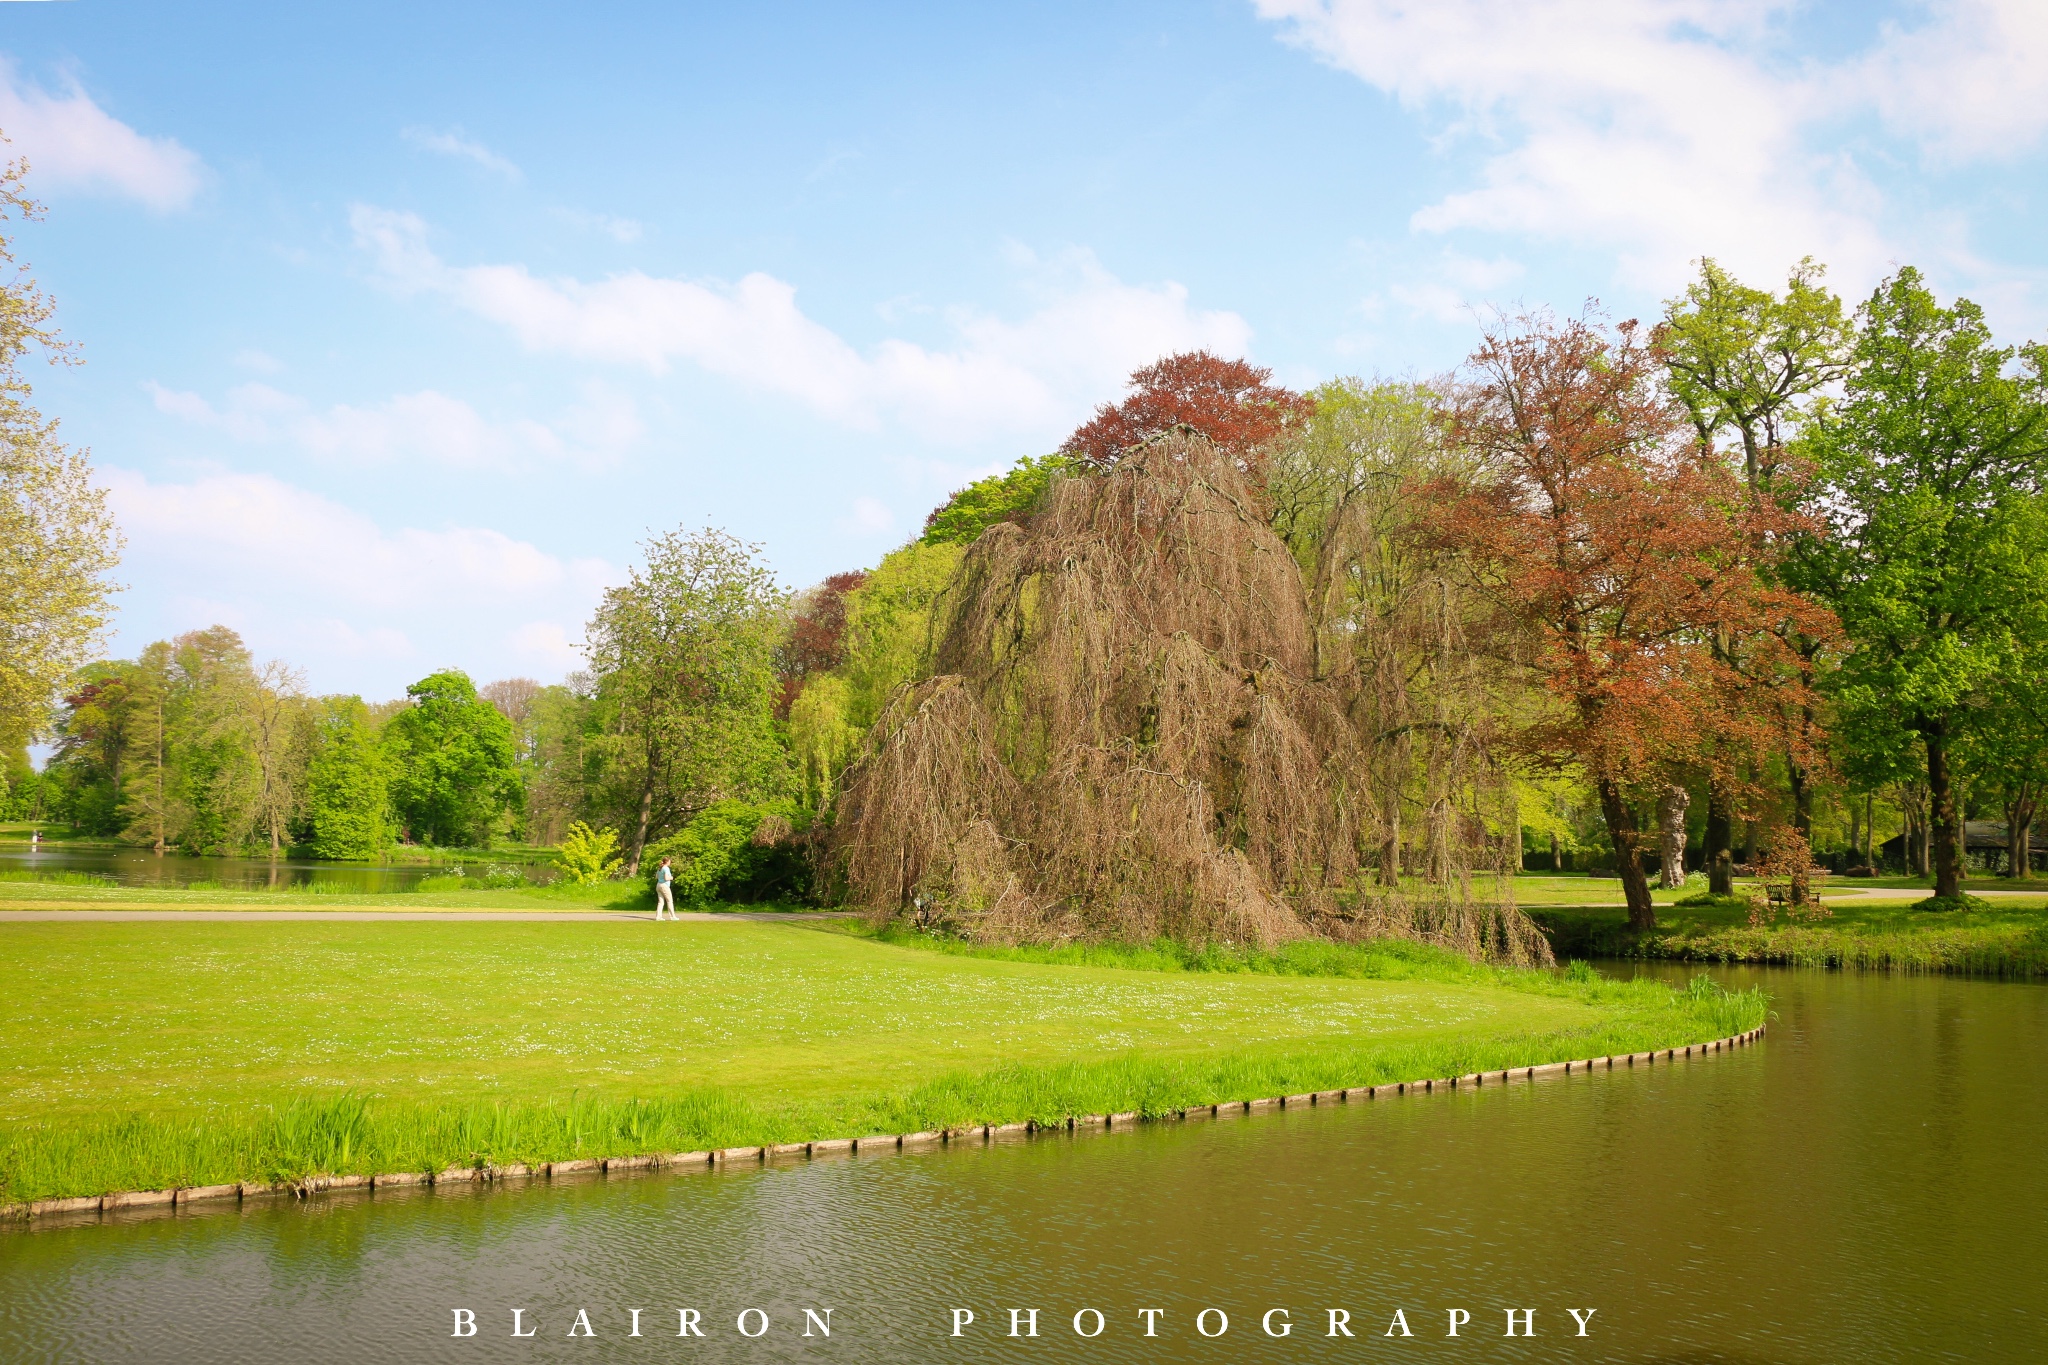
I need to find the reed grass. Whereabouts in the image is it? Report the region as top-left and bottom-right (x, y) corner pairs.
(0, 869), (119, 887)
(0, 971), (1760, 1205)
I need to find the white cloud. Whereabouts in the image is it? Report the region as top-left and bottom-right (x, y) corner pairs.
(839, 495), (896, 537)
(0, 61), (203, 210)
(1255, 0), (2048, 291)
(1386, 249), (1526, 322)
(557, 207), (645, 243)
(104, 468), (614, 614)
(103, 468), (615, 694)
(231, 348), (284, 374)
(145, 378), (639, 470)
(1850, 1), (2048, 160)
(350, 206), (1251, 443)
(510, 621), (582, 669)
(401, 126), (522, 180)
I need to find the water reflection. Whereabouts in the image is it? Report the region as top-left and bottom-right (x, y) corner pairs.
(2, 967), (2042, 1363)
(0, 843), (555, 891)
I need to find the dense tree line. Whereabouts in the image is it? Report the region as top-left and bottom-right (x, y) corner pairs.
(10, 251), (2046, 924)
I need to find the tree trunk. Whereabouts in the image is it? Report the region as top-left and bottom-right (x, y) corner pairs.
(1596, 777), (1657, 930)
(1548, 830), (1561, 873)
(1925, 726), (1963, 901)
(1706, 777), (1733, 895)
(2006, 784), (2036, 882)
(1847, 800), (1862, 869)
(1863, 792), (1874, 866)
(1657, 784), (1690, 889)
(1788, 755), (1813, 905)
(626, 771), (655, 879)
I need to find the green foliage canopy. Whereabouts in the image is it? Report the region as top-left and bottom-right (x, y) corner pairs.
(919, 454), (1076, 547)
(583, 527), (791, 871)
(303, 696), (388, 859)
(643, 798), (811, 905)
(381, 669), (521, 847)
(1803, 268), (2048, 896)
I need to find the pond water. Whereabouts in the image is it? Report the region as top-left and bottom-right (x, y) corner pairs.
(0, 844), (555, 891)
(2, 965), (2042, 1363)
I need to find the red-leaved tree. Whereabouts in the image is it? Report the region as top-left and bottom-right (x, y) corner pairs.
(1061, 351), (1313, 473)
(774, 570), (867, 719)
(1431, 312), (1831, 929)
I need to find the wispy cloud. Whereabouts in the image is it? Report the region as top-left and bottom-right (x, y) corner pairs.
(104, 467), (613, 613)
(144, 379), (641, 471)
(0, 59), (203, 210)
(401, 125), (522, 181)
(350, 206), (1252, 444)
(1256, 0), (2048, 295)
(556, 207), (644, 243)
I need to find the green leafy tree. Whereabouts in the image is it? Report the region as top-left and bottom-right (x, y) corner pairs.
(920, 454), (1077, 546)
(584, 527), (791, 873)
(1658, 257), (1853, 892)
(303, 696), (389, 859)
(381, 669), (522, 847)
(1802, 268), (2048, 902)
(0, 153), (121, 756)
(839, 541), (963, 729)
(520, 677), (597, 845)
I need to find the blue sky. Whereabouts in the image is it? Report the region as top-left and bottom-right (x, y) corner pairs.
(6, 0), (2045, 701)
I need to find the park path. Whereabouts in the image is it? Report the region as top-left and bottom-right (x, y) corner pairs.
(0, 908), (851, 922)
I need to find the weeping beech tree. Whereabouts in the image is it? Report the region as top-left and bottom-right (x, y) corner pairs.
(829, 431), (1550, 963)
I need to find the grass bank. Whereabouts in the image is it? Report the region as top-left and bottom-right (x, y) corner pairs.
(1532, 896), (2048, 976)
(0, 920), (1760, 1205)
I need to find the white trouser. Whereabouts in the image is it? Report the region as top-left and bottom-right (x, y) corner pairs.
(655, 883), (675, 918)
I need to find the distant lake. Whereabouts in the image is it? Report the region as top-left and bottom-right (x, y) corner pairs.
(0, 844), (557, 891)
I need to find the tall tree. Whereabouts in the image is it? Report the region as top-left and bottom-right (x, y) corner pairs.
(1061, 351), (1312, 474)
(381, 669), (522, 847)
(584, 527), (790, 874)
(248, 659), (309, 855)
(0, 152), (121, 753)
(1803, 268), (2048, 903)
(304, 696), (389, 859)
(1433, 312), (1824, 928)
(1658, 258), (1853, 894)
(520, 676), (595, 846)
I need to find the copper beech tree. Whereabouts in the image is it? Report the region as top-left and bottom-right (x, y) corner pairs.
(1061, 350), (1312, 474)
(1430, 313), (1830, 929)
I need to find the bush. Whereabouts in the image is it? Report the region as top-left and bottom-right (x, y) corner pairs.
(553, 822), (623, 886)
(643, 800), (811, 905)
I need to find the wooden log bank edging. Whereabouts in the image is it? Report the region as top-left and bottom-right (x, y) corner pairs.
(1, 1025), (1766, 1229)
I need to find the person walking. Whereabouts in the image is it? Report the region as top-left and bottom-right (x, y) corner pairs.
(653, 857), (677, 921)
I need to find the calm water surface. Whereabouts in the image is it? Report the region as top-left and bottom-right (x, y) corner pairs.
(2, 966), (2042, 1364)
(0, 844), (553, 891)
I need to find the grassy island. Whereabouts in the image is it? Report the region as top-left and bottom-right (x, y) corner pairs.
(0, 916), (1761, 1207)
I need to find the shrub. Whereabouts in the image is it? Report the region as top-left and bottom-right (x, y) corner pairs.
(553, 822), (623, 886)
(643, 800), (811, 905)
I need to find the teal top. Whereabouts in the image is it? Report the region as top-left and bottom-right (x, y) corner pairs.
(655, 864), (671, 885)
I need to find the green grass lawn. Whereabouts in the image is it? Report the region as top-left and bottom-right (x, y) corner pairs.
(0, 919), (1761, 1204)
(1532, 892), (2048, 975)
